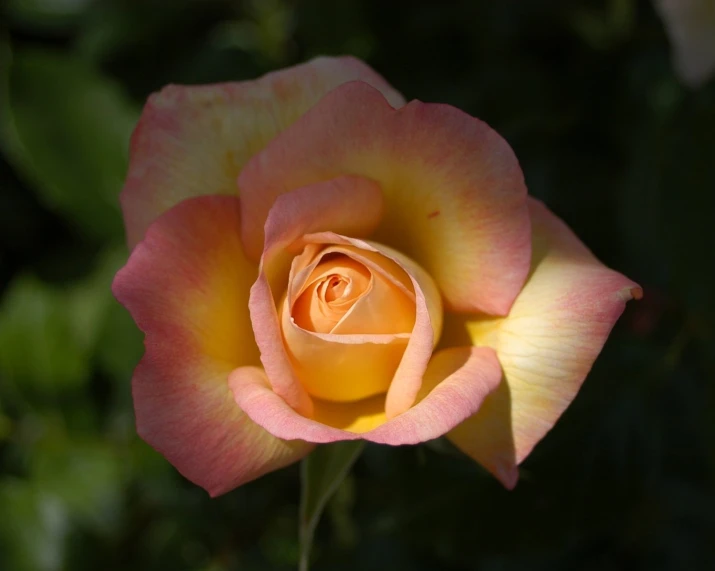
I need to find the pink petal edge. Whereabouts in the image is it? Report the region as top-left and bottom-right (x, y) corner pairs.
(239, 80), (531, 315)
(230, 347), (502, 445)
(249, 176), (384, 414)
(447, 197), (642, 489)
(121, 56), (404, 248)
(113, 195), (312, 495)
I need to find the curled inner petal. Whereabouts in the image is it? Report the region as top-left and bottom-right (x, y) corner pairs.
(248, 178), (443, 419)
(248, 175), (384, 414)
(293, 254), (372, 333)
(280, 242), (419, 403)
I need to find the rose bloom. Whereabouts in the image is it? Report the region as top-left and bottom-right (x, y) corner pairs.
(113, 57), (641, 496)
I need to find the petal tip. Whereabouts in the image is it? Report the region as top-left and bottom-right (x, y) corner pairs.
(624, 285), (644, 302)
(497, 464), (519, 490)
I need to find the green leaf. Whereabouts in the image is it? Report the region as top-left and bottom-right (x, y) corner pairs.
(3, 48), (137, 241)
(0, 276), (90, 392)
(299, 440), (364, 571)
(0, 479), (69, 571)
(31, 433), (127, 533)
(0, 247), (125, 395)
(7, 0), (93, 32)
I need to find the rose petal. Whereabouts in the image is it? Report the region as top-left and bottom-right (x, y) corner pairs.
(370, 242), (443, 418)
(229, 347), (501, 444)
(121, 56), (404, 248)
(289, 244), (416, 335)
(311, 394), (387, 433)
(239, 81), (531, 315)
(261, 176), (384, 294)
(298, 233), (441, 418)
(292, 254), (374, 333)
(282, 243), (416, 402)
(112, 195), (311, 495)
(444, 198), (642, 489)
(250, 176), (384, 413)
(281, 308), (410, 402)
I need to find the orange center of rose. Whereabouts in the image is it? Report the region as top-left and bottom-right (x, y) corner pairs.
(280, 245), (417, 402)
(292, 255), (373, 334)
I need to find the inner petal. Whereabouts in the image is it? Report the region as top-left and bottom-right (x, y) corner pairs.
(293, 254), (372, 333)
(323, 276), (346, 302)
(280, 243), (419, 402)
(291, 249), (416, 336)
(329, 247), (416, 336)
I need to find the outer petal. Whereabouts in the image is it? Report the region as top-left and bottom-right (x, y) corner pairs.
(445, 198), (642, 489)
(112, 195), (312, 496)
(229, 347), (501, 444)
(250, 177), (384, 414)
(239, 81), (531, 315)
(121, 56), (404, 248)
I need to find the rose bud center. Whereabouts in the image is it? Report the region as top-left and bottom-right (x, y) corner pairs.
(280, 245), (417, 402)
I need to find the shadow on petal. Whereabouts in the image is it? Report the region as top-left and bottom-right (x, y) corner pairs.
(311, 395), (388, 433)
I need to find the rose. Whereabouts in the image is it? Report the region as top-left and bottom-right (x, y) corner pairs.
(113, 57), (641, 497)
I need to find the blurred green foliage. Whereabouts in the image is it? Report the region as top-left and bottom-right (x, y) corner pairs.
(1, 0), (714, 569)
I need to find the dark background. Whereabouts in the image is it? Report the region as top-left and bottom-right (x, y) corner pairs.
(1, 0), (714, 570)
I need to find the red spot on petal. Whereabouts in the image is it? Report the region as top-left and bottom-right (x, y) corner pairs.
(427, 210), (440, 219)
